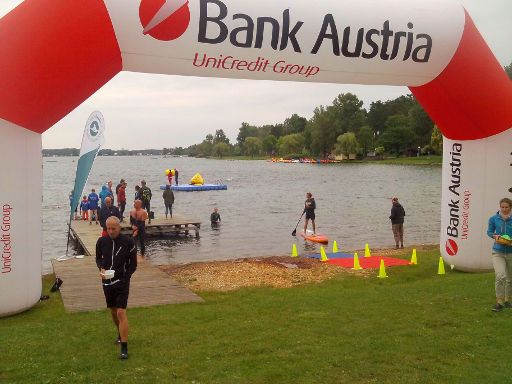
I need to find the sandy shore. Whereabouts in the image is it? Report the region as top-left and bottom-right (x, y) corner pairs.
(159, 244), (437, 292)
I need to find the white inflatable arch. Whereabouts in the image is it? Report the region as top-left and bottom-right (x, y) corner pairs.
(1, 0), (511, 316)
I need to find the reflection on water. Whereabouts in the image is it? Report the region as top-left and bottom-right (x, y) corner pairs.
(42, 157), (441, 273)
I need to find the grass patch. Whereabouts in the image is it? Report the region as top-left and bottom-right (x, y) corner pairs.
(0, 248), (508, 384)
(373, 156), (442, 165)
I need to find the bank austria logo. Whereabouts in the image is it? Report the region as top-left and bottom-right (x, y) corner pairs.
(139, 0), (191, 41)
(445, 143), (463, 256)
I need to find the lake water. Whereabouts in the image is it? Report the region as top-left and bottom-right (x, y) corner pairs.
(42, 156), (441, 273)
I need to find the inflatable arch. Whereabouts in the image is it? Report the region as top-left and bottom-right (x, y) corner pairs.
(0, 0), (511, 316)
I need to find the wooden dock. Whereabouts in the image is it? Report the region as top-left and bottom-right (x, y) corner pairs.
(70, 213), (201, 256)
(52, 256), (203, 313)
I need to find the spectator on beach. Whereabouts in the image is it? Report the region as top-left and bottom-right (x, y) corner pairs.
(99, 197), (121, 237)
(488, 197), (512, 312)
(117, 181), (127, 222)
(88, 188), (100, 225)
(116, 179), (125, 196)
(99, 185), (113, 208)
(174, 169), (179, 185)
(107, 180), (115, 205)
(130, 200), (148, 257)
(95, 216), (137, 360)
(210, 207), (221, 225)
(140, 180), (152, 224)
(134, 185), (141, 202)
(163, 184), (175, 219)
(80, 196), (89, 221)
(390, 197), (406, 249)
(303, 192), (316, 235)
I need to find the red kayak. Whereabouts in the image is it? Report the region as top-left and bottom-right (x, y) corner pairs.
(300, 231), (329, 244)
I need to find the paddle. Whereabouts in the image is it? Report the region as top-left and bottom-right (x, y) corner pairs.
(291, 212), (305, 236)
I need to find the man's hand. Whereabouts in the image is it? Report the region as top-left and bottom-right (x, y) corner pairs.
(99, 268), (106, 279)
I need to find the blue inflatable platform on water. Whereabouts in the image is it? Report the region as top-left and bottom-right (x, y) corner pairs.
(160, 184), (227, 192)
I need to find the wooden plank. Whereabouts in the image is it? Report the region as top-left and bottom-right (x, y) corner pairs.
(52, 256), (203, 313)
(70, 213), (201, 256)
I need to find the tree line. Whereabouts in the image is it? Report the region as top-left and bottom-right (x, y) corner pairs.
(185, 92), (442, 159)
(183, 62), (511, 159)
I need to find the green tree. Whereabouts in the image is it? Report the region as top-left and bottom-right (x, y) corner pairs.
(329, 93), (367, 138)
(213, 129), (230, 145)
(408, 103), (434, 146)
(378, 114), (415, 155)
(236, 123), (259, 146)
(212, 142), (231, 158)
(505, 62), (512, 79)
(270, 124), (284, 138)
(244, 137), (262, 158)
(277, 133), (305, 156)
(262, 134), (278, 155)
(356, 125), (374, 156)
(430, 125), (443, 154)
(335, 132), (359, 157)
(308, 106), (336, 158)
(283, 114), (308, 135)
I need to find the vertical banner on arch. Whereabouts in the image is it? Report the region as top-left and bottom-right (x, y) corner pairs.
(69, 112), (106, 220)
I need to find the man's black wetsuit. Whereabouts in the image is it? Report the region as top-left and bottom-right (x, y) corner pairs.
(96, 234), (137, 309)
(130, 215), (146, 256)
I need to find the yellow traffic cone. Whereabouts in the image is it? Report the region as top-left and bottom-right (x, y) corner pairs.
(291, 244), (298, 257)
(352, 252), (362, 270)
(378, 258), (388, 278)
(332, 241), (339, 253)
(365, 243), (371, 258)
(438, 257), (446, 275)
(320, 246), (329, 262)
(410, 249), (417, 265)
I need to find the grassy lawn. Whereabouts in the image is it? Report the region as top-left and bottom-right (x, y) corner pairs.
(1, 248), (509, 384)
(373, 155), (442, 165)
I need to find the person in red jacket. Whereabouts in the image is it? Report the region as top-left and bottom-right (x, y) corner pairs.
(117, 181), (127, 222)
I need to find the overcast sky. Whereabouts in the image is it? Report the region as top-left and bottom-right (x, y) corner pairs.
(1, 1), (511, 149)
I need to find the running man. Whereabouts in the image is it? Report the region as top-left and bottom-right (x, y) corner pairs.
(96, 216), (137, 360)
(303, 192), (316, 234)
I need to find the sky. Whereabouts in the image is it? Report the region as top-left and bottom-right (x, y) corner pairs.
(1, 1), (511, 149)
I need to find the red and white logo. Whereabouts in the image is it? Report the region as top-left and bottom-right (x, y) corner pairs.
(139, 0), (191, 41)
(445, 239), (458, 256)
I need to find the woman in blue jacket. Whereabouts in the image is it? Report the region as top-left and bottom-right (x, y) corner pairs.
(487, 197), (512, 312)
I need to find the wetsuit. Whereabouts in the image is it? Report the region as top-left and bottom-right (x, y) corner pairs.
(130, 215), (146, 256)
(95, 234), (137, 309)
(211, 212), (221, 224)
(99, 205), (121, 231)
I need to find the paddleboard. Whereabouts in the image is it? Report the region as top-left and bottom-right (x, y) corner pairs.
(300, 231), (329, 244)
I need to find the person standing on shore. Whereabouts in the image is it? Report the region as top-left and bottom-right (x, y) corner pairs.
(130, 200), (148, 257)
(88, 188), (100, 225)
(96, 216), (137, 360)
(99, 197), (121, 237)
(140, 180), (152, 224)
(117, 181), (127, 222)
(80, 196), (89, 221)
(389, 197), (406, 249)
(303, 192), (316, 235)
(163, 185), (175, 219)
(107, 180), (115, 205)
(99, 185), (112, 208)
(488, 197), (512, 312)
